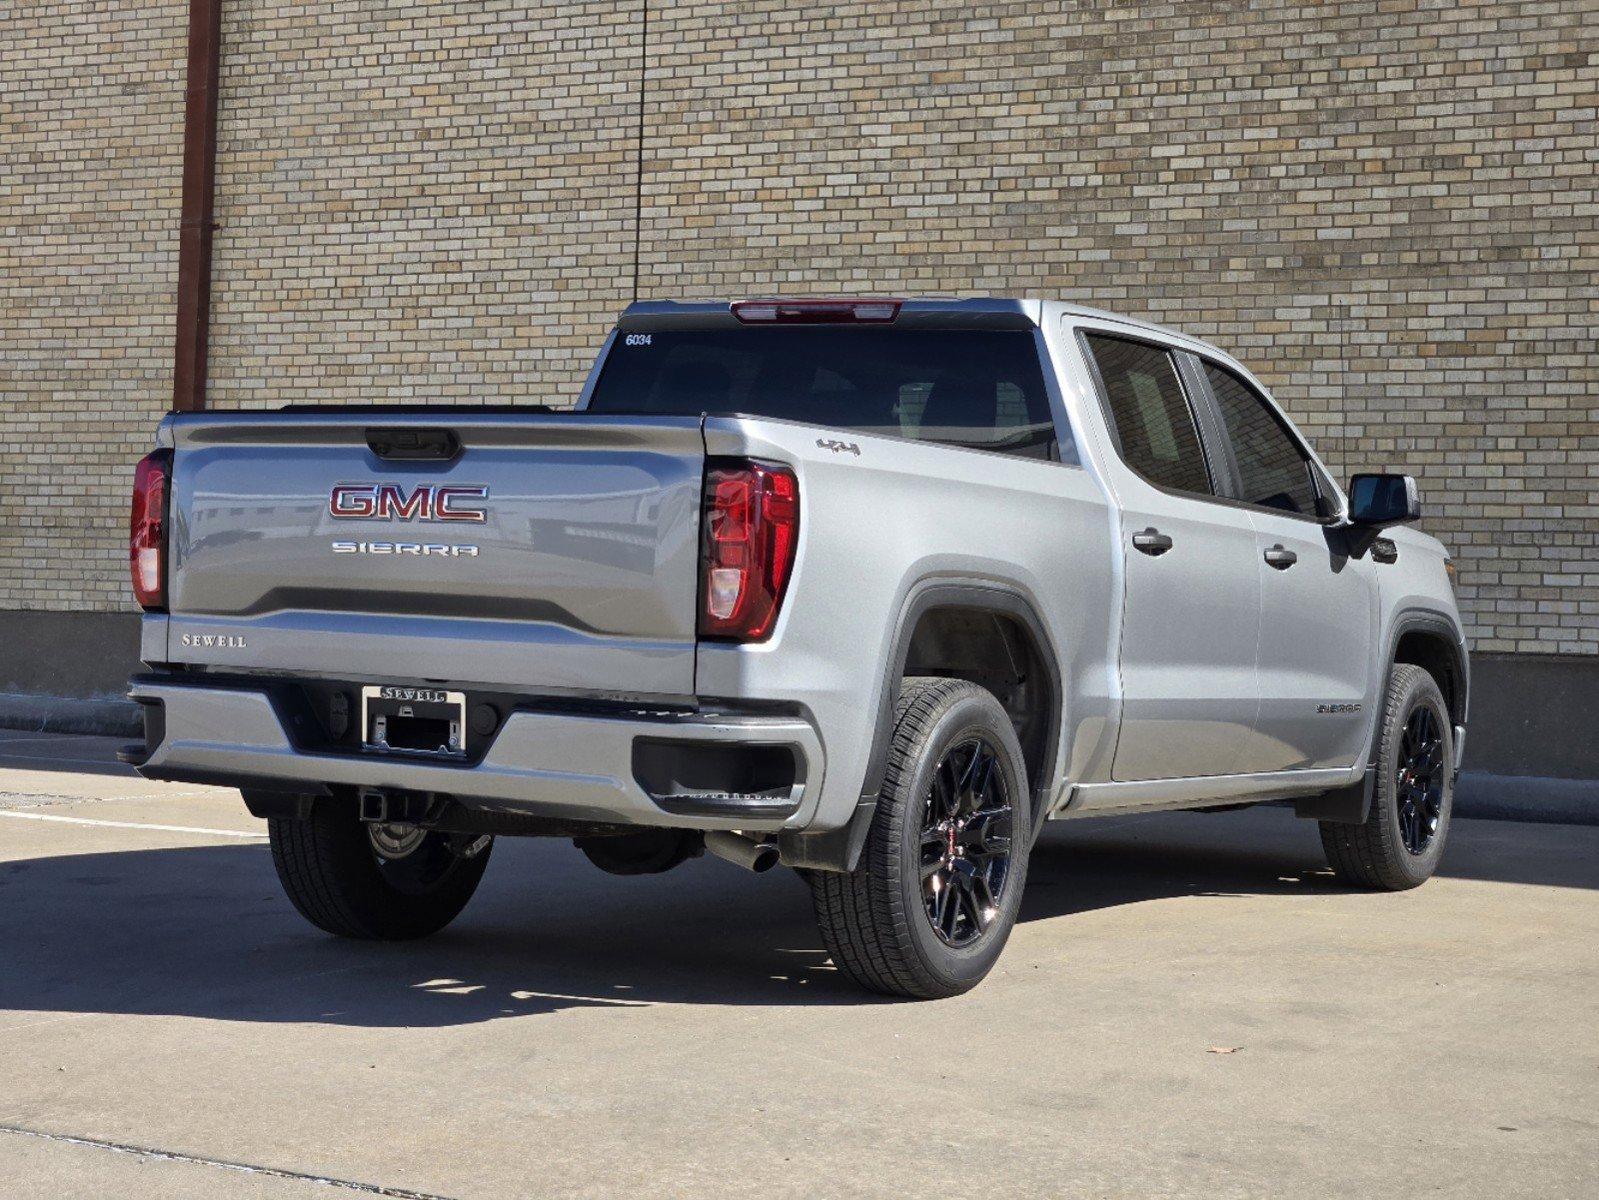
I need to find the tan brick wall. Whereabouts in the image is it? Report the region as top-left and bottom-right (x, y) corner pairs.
(3, 0), (1595, 655)
(0, 2), (188, 610)
(208, 0), (642, 409)
(641, 0), (1599, 654)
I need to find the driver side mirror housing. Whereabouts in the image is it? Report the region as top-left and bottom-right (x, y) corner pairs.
(1347, 473), (1420, 527)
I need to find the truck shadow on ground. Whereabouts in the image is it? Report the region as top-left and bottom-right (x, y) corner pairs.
(0, 808), (1591, 1029)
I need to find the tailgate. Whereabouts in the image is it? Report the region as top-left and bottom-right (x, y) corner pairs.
(162, 411), (705, 697)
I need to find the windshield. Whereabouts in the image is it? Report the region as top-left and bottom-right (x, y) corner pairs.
(587, 327), (1068, 460)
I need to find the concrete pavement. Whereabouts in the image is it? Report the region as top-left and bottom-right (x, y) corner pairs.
(0, 729), (1594, 1199)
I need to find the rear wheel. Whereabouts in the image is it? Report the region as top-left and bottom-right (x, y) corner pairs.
(268, 802), (492, 939)
(810, 677), (1031, 999)
(1320, 663), (1454, 891)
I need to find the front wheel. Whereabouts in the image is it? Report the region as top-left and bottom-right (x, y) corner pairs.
(268, 802), (492, 939)
(810, 677), (1032, 999)
(1320, 663), (1454, 891)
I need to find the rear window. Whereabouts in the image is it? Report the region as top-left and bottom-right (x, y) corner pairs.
(587, 328), (1070, 461)
(1084, 334), (1212, 496)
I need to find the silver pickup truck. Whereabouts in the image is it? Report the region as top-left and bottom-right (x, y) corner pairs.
(126, 297), (1468, 998)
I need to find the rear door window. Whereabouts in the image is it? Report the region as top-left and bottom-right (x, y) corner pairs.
(1203, 362), (1323, 517)
(1084, 334), (1212, 495)
(588, 328), (1070, 461)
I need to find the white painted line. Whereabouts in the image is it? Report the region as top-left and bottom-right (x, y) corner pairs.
(0, 733), (123, 746)
(0, 754), (130, 770)
(0, 810), (267, 840)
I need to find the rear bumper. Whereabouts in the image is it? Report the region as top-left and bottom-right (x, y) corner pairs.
(127, 678), (825, 833)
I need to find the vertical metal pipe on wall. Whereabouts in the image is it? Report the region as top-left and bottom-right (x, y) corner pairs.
(172, 0), (222, 412)
(169, 2), (650, 405)
(632, 0), (648, 303)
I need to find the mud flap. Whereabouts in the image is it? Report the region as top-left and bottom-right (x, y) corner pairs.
(778, 795), (877, 873)
(1293, 768), (1375, 825)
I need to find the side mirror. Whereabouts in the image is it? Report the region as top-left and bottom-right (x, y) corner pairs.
(1348, 473), (1420, 527)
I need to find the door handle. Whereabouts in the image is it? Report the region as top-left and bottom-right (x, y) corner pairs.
(1264, 544), (1298, 570)
(1132, 528), (1174, 557)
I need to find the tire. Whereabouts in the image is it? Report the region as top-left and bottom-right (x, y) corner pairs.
(1320, 663), (1454, 891)
(810, 677), (1032, 999)
(268, 801), (492, 940)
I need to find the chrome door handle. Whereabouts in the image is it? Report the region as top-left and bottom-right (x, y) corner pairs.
(1132, 528), (1174, 556)
(1264, 545), (1298, 570)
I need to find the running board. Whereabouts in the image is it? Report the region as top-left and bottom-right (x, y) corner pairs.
(1053, 766), (1363, 818)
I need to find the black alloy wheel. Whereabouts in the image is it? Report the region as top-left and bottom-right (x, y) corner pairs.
(920, 737), (1015, 947)
(1395, 705), (1446, 855)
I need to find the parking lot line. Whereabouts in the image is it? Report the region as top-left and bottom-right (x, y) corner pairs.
(0, 810), (266, 840)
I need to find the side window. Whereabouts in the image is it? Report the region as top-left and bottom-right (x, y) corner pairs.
(1203, 363), (1322, 517)
(1084, 334), (1212, 495)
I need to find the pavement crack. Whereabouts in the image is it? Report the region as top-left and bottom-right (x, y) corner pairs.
(0, 1124), (458, 1199)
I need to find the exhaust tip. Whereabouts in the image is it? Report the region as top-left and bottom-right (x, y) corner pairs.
(748, 842), (780, 873)
(703, 830), (781, 873)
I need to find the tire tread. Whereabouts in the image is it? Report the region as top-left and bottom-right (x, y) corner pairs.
(268, 804), (488, 940)
(269, 810), (374, 937)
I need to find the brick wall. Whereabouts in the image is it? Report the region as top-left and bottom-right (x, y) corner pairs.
(0, 2), (188, 610)
(642, 0), (1598, 653)
(3, 0), (1595, 654)
(208, 0), (642, 410)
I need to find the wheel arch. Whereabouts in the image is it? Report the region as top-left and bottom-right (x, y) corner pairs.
(1296, 606), (1468, 826)
(781, 579), (1063, 874)
(1388, 610), (1469, 727)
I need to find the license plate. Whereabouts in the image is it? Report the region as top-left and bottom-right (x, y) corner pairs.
(361, 685), (468, 757)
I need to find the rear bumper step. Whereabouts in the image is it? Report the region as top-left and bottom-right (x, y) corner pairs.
(128, 679), (824, 832)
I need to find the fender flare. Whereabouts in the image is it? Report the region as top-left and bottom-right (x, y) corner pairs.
(780, 578), (1062, 873)
(1383, 607), (1470, 726)
(1294, 606), (1469, 824)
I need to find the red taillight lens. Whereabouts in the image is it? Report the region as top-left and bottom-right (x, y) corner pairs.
(130, 450), (170, 610)
(700, 460), (799, 641)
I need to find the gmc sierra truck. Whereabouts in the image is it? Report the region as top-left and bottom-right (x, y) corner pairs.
(125, 297), (1468, 999)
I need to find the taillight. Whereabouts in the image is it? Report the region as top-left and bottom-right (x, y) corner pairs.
(700, 459), (799, 641)
(130, 450), (170, 610)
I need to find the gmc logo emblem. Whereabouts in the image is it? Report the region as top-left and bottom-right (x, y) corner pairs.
(329, 483), (488, 523)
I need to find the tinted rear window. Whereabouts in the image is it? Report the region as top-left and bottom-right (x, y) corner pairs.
(1084, 334), (1212, 495)
(588, 328), (1069, 460)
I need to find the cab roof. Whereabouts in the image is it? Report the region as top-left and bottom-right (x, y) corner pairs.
(618, 296), (1199, 347)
